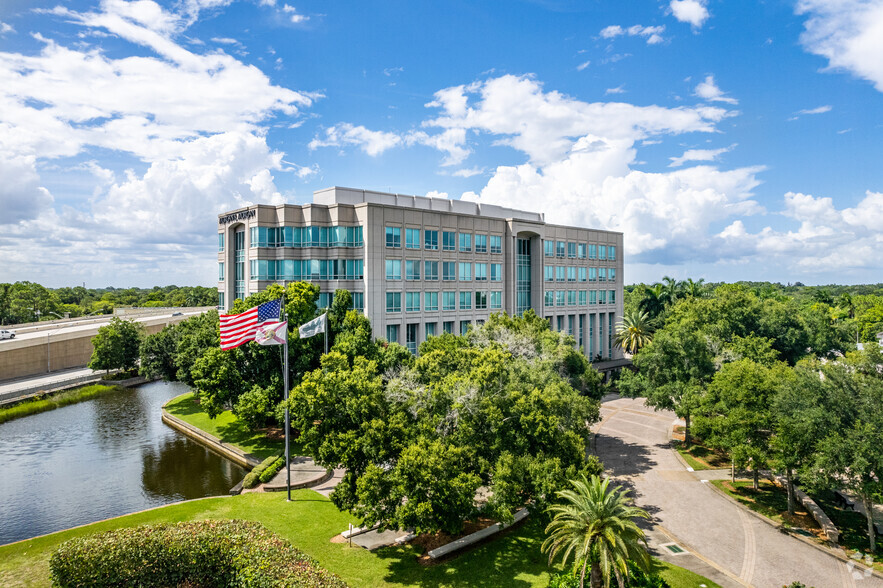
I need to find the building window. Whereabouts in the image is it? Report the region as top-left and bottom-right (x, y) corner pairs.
(609, 314), (615, 359)
(567, 242), (576, 258)
(608, 245), (616, 261)
(443, 231), (456, 251)
(475, 234), (487, 253)
(405, 228), (421, 249)
(556, 291), (565, 307)
(588, 244), (597, 259)
(578, 243), (586, 259)
(475, 291), (488, 310)
(318, 292), (332, 309)
(516, 238), (531, 316)
(490, 291), (502, 309)
(609, 268), (616, 282)
(590, 290), (598, 305)
(442, 261), (456, 281)
(219, 233), (225, 251)
(567, 267), (576, 282)
(579, 290), (587, 306)
(557, 316), (565, 331)
(386, 291), (402, 313)
(544, 291), (554, 307)
(425, 261), (439, 281)
(579, 314), (585, 347)
(599, 245), (607, 260)
(568, 315), (575, 336)
(425, 291), (439, 312)
(599, 290), (607, 304)
(490, 235), (502, 254)
(589, 268), (597, 282)
(599, 268), (607, 282)
(425, 322), (437, 337)
(459, 291), (472, 310)
(459, 232), (472, 252)
(405, 260), (421, 281)
(567, 290), (577, 306)
(443, 291), (457, 311)
(556, 241), (566, 258)
(406, 324), (418, 354)
(234, 228), (245, 302)
(443, 321), (454, 334)
(475, 263), (487, 281)
(460, 320), (471, 336)
(458, 262), (472, 281)
(544, 240), (554, 257)
(385, 226), (401, 248)
(385, 259), (402, 281)
(218, 262), (225, 281)
(579, 267), (587, 282)
(545, 266), (554, 282)
(217, 291), (225, 310)
(386, 324), (399, 343)
(425, 229), (439, 250)
(352, 292), (364, 311)
(406, 292), (421, 312)
(609, 290), (616, 304)
(556, 266), (566, 282)
(490, 263), (502, 282)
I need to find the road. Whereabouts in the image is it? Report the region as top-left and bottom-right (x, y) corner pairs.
(594, 395), (881, 588)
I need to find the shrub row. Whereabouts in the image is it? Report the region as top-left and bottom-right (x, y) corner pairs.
(49, 519), (349, 588)
(547, 561), (669, 588)
(259, 456), (286, 483)
(0, 384), (125, 425)
(243, 454), (284, 488)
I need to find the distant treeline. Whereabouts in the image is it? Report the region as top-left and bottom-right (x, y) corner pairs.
(0, 282), (216, 325)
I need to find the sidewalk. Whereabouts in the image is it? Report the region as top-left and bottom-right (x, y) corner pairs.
(0, 366), (110, 405)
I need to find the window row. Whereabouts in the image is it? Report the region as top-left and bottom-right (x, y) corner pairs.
(386, 320), (478, 349)
(249, 259), (364, 281)
(543, 241), (616, 261)
(543, 290), (617, 307)
(385, 227), (502, 254)
(386, 260), (503, 282)
(316, 291), (364, 311)
(250, 226), (364, 249)
(385, 291), (503, 313)
(543, 266), (617, 282)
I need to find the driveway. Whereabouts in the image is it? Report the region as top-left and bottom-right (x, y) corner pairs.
(594, 395), (882, 588)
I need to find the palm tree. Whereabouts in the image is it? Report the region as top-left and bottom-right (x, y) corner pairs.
(638, 284), (665, 320)
(542, 475), (651, 588)
(660, 276), (683, 306)
(614, 310), (654, 355)
(683, 278), (705, 299)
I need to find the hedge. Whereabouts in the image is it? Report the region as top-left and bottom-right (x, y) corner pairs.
(259, 456), (286, 483)
(243, 454), (284, 489)
(49, 519), (349, 588)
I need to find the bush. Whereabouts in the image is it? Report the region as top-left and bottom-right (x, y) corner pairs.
(235, 384), (275, 430)
(259, 456), (286, 483)
(49, 519), (348, 587)
(547, 561), (669, 588)
(243, 454), (283, 489)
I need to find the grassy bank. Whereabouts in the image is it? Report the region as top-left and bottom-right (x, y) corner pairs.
(672, 440), (729, 471)
(164, 392), (290, 461)
(0, 384), (126, 425)
(0, 491), (718, 588)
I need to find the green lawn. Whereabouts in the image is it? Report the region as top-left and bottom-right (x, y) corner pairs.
(164, 392), (292, 461)
(0, 491), (718, 588)
(672, 441), (729, 471)
(810, 490), (883, 571)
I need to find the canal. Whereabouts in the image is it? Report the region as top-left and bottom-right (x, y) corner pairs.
(0, 381), (247, 545)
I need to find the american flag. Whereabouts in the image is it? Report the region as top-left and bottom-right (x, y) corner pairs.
(219, 298), (283, 350)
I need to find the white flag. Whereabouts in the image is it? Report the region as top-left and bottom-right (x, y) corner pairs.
(254, 321), (287, 346)
(298, 313), (326, 339)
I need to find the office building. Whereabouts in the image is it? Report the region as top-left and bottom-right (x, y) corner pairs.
(218, 187), (623, 360)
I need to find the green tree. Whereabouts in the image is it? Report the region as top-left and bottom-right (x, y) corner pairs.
(191, 347), (246, 418)
(88, 317), (144, 372)
(542, 475), (651, 588)
(613, 310), (654, 355)
(139, 325), (180, 381)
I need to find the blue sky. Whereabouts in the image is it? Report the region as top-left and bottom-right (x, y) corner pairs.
(2, 0), (882, 288)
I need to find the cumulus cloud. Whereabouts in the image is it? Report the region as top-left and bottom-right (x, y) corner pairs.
(694, 75), (738, 104)
(0, 0), (315, 283)
(669, 143), (736, 167)
(669, 0), (710, 28)
(600, 24), (665, 44)
(309, 123), (402, 156)
(797, 0), (883, 92)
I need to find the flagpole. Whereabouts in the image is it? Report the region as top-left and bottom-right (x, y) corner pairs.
(283, 295), (291, 502)
(324, 313), (328, 355)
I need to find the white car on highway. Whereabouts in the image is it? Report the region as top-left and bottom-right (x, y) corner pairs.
(0, 329), (15, 340)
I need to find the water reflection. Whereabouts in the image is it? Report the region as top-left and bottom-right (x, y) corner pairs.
(0, 381), (247, 546)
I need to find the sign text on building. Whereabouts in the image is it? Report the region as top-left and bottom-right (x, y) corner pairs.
(219, 210), (256, 224)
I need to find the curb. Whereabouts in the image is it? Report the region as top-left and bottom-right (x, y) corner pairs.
(669, 439), (883, 581)
(262, 465), (333, 492)
(160, 398), (261, 469)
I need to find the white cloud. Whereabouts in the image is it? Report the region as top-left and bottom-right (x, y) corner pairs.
(425, 190), (449, 199)
(600, 24), (665, 45)
(670, 0), (710, 28)
(1, 21), (15, 35)
(669, 143), (736, 167)
(788, 104), (833, 120)
(605, 85), (626, 94)
(0, 155), (54, 224)
(281, 4), (308, 23)
(384, 66), (404, 76)
(797, 0), (883, 92)
(577, 60), (591, 71)
(406, 128), (470, 166)
(452, 167), (485, 178)
(694, 75), (738, 104)
(309, 123), (402, 156)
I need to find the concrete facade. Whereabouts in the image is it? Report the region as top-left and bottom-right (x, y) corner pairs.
(218, 187), (624, 360)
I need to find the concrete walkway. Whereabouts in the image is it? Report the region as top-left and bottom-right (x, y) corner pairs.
(594, 395), (882, 588)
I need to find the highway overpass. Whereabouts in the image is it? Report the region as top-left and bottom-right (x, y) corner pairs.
(0, 308), (213, 381)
